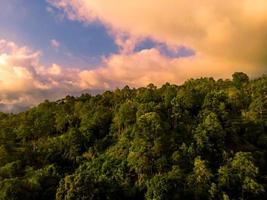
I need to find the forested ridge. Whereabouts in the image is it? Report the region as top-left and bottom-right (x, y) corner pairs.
(0, 72), (267, 200)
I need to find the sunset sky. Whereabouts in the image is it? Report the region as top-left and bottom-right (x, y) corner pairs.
(0, 0), (267, 112)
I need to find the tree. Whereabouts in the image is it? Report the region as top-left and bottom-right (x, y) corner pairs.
(0, 72), (267, 200)
(127, 112), (168, 184)
(218, 152), (264, 199)
(145, 175), (170, 200)
(187, 156), (213, 199)
(193, 112), (226, 166)
(232, 72), (249, 88)
(113, 101), (137, 131)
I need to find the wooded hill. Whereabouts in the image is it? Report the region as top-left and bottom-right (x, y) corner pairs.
(0, 72), (267, 200)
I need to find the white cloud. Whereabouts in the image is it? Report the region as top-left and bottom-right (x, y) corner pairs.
(0, 39), (80, 112)
(51, 39), (60, 49)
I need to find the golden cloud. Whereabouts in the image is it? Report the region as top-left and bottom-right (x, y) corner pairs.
(3, 0), (267, 111)
(49, 0), (267, 73)
(0, 39), (237, 112)
(78, 49), (239, 90)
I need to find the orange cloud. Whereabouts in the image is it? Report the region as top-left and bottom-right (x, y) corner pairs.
(0, 35), (264, 112)
(49, 0), (267, 73)
(78, 49), (247, 90)
(2, 1), (267, 111)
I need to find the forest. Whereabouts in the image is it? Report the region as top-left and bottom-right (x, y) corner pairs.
(0, 72), (266, 200)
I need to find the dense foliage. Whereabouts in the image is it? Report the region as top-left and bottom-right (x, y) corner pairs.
(0, 72), (267, 200)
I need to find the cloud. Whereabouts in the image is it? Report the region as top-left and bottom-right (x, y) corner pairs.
(0, 38), (236, 112)
(0, 39), (80, 112)
(2, 0), (267, 111)
(48, 0), (267, 73)
(51, 39), (60, 49)
(78, 48), (238, 90)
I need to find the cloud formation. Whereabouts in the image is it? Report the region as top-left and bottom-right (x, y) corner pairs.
(0, 39), (234, 112)
(2, 1), (267, 111)
(48, 0), (267, 73)
(51, 39), (60, 49)
(79, 49), (235, 90)
(0, 39), (80, 112)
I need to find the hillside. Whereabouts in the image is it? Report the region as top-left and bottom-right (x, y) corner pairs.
(0, 72), (267, 200)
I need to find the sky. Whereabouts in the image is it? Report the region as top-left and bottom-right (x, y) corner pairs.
(0, 0), (267, 112)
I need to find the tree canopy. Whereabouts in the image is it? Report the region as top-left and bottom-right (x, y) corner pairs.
(0, 72), (267, 199)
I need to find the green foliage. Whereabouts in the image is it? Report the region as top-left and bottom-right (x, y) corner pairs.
(232, 72), (249, 88)
(218, 152), (264, 199)
(0, 72), (267, 199)
(145, 175), (170, 200)
(187, 156), (213, 198)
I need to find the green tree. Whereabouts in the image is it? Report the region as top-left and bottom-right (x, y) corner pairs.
(218, 152), (264, 199)
(187, 156), (213, 200)
(232, 72), (249, 88)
